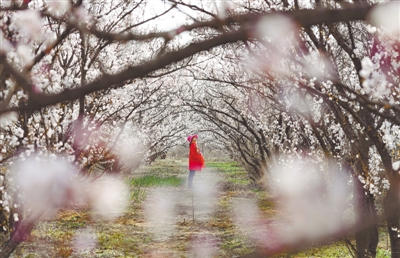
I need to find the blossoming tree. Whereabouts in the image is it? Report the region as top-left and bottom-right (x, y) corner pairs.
(0, 0), (399, 257)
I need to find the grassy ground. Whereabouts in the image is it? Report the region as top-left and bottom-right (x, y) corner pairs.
(9, 159), (391, 257)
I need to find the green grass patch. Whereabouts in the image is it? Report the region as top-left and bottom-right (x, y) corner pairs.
(275, 240), (390, 258)
(293, 242), (351, 257)
(130, 187), (148, 202)
(56, 210), (89, 230)
(221, 236), (253, 256)
(130, 175), (185, 187)
(206, 161), (239, 169)
(377, 248), (391, 257)
(97, 230), (152, 255)
(258, 198), (275, 211)
(207, 162), (247, 177)
(134, 159), (186, 177)
(16, 159), (393, 257)
(226, 176), (252, 186)
(97, 231), (125, 250)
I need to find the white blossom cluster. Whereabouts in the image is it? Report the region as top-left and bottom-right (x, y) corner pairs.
(0, 0), (399, 255)
(265, 156), (356, 243)
(359, 56), (389, 98)
(10, 155), (128, 220)
(363, 147), (390, 196)
(391, 227), (400, 239)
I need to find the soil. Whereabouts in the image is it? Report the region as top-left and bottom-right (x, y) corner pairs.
(5, 159), (390, 257)
(10, 161), (269, 258)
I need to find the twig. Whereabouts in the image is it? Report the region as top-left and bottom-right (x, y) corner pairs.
(192, 189), (195, 223)
(344, 238), (356, 258)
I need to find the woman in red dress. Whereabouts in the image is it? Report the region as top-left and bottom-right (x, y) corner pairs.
(187, 134), (205, 189)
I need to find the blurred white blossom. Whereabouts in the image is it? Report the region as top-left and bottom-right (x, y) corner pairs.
(11, 10), (42, 40)
(0, 112), (18, 129)
(89, 175), (129, 220)
(359, 56), (388, 97)
(13, 155), (80, 217)
(0, 31), (12, 53)
(73, 227), (98, 254)
(192, 175), (218, 216)
(366, 25), (377, 34)
(47, 0), (71, 16)
(1, 0), (12, 7)
(16, 44), (34, 67)
(359, 57), (374, 80)
(145, 189), (177, 240)
(369, 2), (400, 36)
(73, 6), (93, 24)
(114, 128), (145, 171)
(233, 198), (271, 247)
(190, 233), (220, 258)
(12, 154), (129, 221)
(256, 14), (296, 42)
(303, 54), (333, 80)
(393, 161), (400, 171)
(251, 14), (298, 77)
(267, 156), (356, 244)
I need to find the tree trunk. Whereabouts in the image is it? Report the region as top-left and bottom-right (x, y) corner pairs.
(354, 194), (379, 258)
(354, 131), (379, 258)
(385, 186), (400, 258)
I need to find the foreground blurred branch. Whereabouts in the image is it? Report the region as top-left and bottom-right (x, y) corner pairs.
(0, 4), (373, 115)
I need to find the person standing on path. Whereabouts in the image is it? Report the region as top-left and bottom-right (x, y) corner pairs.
(187, 134), (205, 189)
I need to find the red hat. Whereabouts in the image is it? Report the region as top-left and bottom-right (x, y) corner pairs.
(187, 134), (198, 142)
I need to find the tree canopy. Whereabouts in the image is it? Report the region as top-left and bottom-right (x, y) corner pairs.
(1, 0), (400, 257)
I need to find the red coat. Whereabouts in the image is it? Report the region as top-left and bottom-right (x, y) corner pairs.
(188, 142), (205, 171)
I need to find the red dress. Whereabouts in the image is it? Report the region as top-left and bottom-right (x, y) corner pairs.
(188, 142), (205, 171)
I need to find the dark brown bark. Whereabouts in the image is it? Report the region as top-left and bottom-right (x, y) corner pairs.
(385, 186), (400, 258)
(0, 4), (375, 115)
(354, 179), (379, 258)
(0, 213), (40, 258)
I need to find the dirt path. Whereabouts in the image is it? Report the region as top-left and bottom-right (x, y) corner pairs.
(140, 167), (228, 257)
(14, 164), (262, 258)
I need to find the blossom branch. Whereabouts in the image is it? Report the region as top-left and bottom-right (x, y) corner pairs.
(0, 3), (376, 115)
